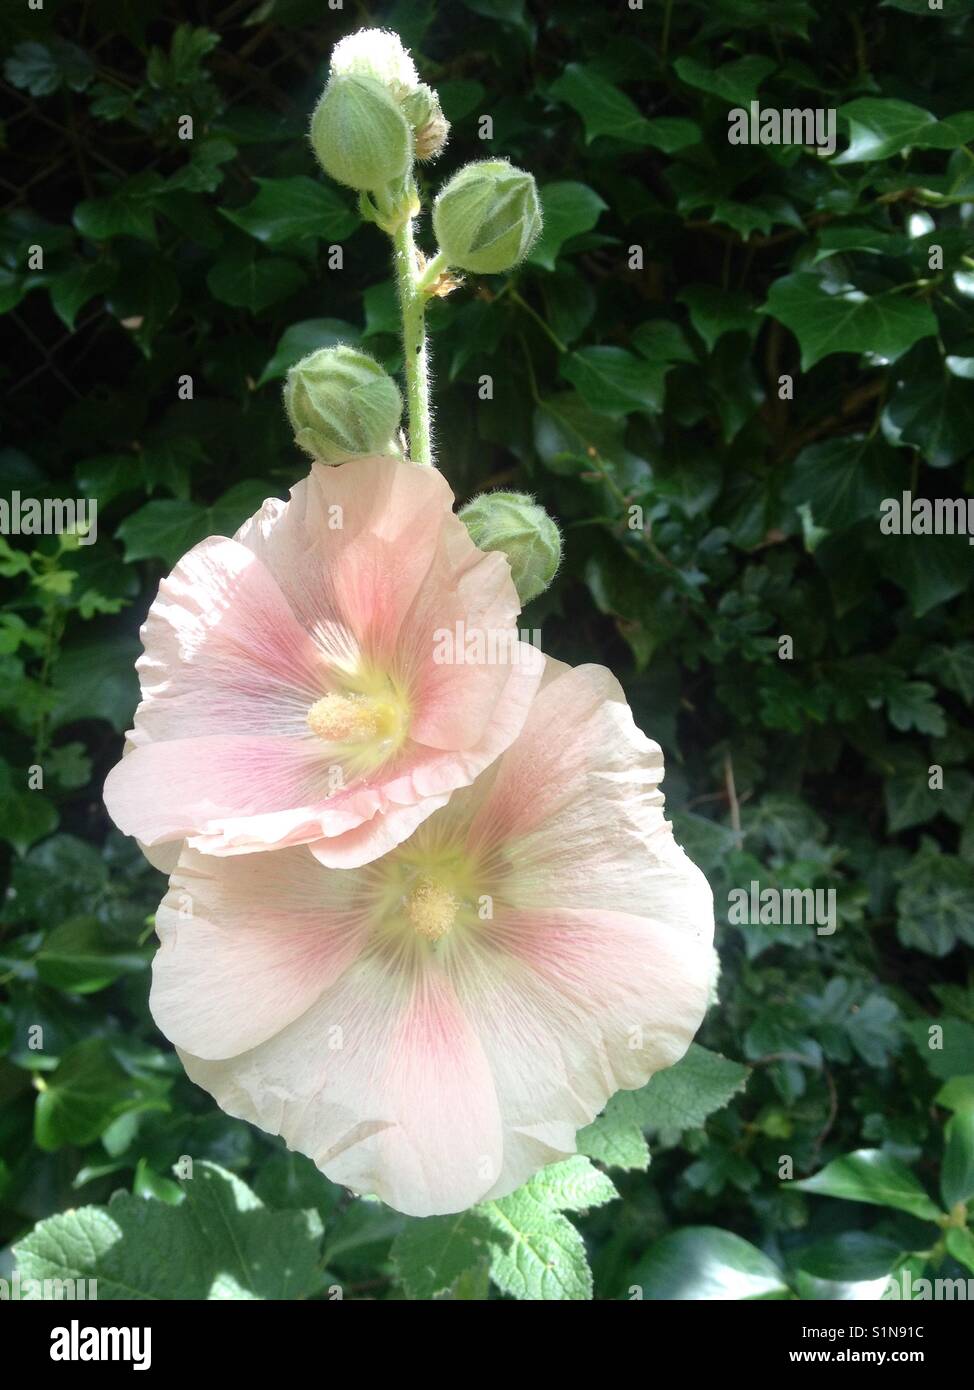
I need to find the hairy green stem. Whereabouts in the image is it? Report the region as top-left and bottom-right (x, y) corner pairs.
(392, 219), (433, 467)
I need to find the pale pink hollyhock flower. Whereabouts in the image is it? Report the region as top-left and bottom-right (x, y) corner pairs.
(104, 457), (542, 870)
(150, 660), (716, 1217)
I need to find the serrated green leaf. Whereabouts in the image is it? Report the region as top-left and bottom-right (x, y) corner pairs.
(391, 1210), (497, 1299)
(14, 1163), (322, 1299)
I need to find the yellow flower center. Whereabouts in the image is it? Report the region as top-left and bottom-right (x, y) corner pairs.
(406, 876), (458, 942)
(306, 672), (410, 774)
(307, 692), (385, 742)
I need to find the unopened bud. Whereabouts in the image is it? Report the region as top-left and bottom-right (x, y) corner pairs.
(330, 28), (419, 98)
(459, 491), (561, 605)
(284, 346), (403, 463)
(433, 161), (541, 275)
(310, 75), (412, 191)
(402, 84), (450, 160)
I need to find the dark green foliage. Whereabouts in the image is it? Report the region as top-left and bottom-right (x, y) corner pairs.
(1, 0), (973, 1299)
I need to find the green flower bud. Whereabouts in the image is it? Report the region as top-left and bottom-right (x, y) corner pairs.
(459, 491), (561, 605)
(310, 75), (412, 191)
(330, 28), (419, 98)
(433, 160), (542, 275)
(402, 84), (450, 160)
(284, 346), (403, 463)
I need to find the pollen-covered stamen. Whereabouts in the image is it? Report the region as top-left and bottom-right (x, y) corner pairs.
(407, 876), (458, 942)
(307, 692), (383, 743)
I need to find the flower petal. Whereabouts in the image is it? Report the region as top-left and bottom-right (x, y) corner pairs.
(180, 946), (504, 1217)
(234, 458), (454, 668)
(150, 846), (369, 1058)
(128, 536), (330, 743)
(443, 890), (715, 1202)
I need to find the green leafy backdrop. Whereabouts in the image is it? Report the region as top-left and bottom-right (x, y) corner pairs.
(1, 0), (973, 1300)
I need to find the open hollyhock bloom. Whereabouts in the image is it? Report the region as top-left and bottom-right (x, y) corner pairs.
(104, 457), (542, 869)
(151, 661), (716, 1217)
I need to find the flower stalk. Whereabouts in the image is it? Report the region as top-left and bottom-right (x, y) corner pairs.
(393, 217), (434, 467)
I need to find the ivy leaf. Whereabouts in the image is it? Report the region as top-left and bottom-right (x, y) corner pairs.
(106, 252), (181, 352)
(678, 286), (761, 352)
(539, 267), (597, 345)
(884, 350), (974, 468)
(878, 533), (971, 618)
(533, 392), (642, 478)
(549, 65), (699, 148)
(0, 776), (58, 855)
(836, 98), (974, 163)
(527, 182), (607, 271)
(164, 138), (236, 196)
(674, 55), (777, 106)
(362, 280), (400, 337)
(44, 741), (92, 791)
(206, 480), (278, 537)
(763, 273), (937, 370)
(74, 173), (164, 244)
(907, 1017), (974, 1080)
(257, 318), (361, 386)
(634, 1227), (789, 1300)
(792, 1149), (943, 1222)
(920, 642), (974, 704)
(49, 638), (140, 732)
(207, 249), (307, 313)
(561, 346), (668, 416)
(631, 319), (696, 365)
(5, 834), (109, 925)
(784, 435), (899, 531)
(14, 1163), (323, 1300)
(884, 678), (946, 736)
(116, 482), (275, 566)
(35, 917), (147, 994)
(896, 847), (974, 956)
(34, 1039), (139, 1151)
(116, 499), (206, 565)
(437, 78), (486, 123)
(48, 259), (117, 331)
(885, 769), (940, 835)
(222, 176), (358, 246)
